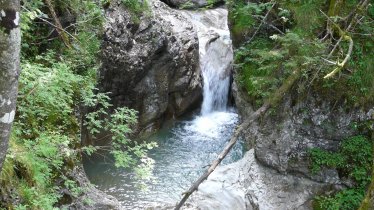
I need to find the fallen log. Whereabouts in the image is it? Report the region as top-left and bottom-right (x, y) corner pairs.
(175, 68), (302, 209)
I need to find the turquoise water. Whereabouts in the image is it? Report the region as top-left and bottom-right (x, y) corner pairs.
(84, 110), (244, 209)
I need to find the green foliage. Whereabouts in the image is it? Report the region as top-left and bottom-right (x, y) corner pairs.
(235, 32), (324, 107)
(180, 1), (195, 9)
(278, 0), (325, 36)
(121, 0), (150, 23)
(83, 91), (157, 170)
(314, 188), (366, 210)
(1, 0), (155, 208)
(231, 0), (374, 108)
(229, 0), (374, 209)
(6, 133), (73, 209)
(16, 59), (83, 138)
(229, 1), (272, 37)
(309, 148), (345, 174)
(0, 58), (85, 209)
(205, 0), (217, 9)
(309, 136), (373, 210)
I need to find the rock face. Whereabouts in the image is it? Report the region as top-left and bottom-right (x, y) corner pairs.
(233, 74), (374, 178)
(187, 150), (327, 210)
(237, 92), (374, 182)
(99, 0), (202, 134)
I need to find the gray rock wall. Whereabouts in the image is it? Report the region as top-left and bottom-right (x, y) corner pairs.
(99, 0), (202, 134)
(233, 85), (374, 182)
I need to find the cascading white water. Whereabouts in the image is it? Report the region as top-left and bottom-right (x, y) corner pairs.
(182, 9), (233, 115)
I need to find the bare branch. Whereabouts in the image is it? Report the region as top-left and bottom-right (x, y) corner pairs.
(246, 2), (276, 44)
(320, 0), (370, 79)
(21, 6), (80, 44)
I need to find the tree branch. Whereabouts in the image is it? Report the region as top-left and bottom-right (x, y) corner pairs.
(324, 35), (353, 79)
(246, 2), (276, 45)
(21, 6), (79, 43)
(320, 0), (369, 79)
(44, 0), (71, 48)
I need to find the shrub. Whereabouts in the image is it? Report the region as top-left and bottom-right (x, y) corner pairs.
(309, 135), (373, 210)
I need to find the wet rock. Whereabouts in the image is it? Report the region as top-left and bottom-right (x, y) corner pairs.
(99, 0), (202, 134)
(187, 150), (327, 210)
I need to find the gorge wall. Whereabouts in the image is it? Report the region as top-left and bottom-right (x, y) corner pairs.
(99, 0), (202, 134)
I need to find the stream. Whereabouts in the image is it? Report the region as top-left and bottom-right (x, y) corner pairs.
(83, 7), (243, 209)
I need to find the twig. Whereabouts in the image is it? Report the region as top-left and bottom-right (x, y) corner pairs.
(253, 16), (285, 35)
(44, 0), (71, 48)
(322, 57), (338, 65)
(246, 2), (276, 45)
(21, 6), (80, 44)
(320, 0), (369, 79)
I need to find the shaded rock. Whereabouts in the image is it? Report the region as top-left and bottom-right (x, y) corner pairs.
(99, 0), (202, 134)
(252, 94), (373, 181)
(232, 81), (374, 183)
(61, 166), (122, 210)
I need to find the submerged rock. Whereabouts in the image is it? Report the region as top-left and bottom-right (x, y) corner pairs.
(99, 0), (202, 134)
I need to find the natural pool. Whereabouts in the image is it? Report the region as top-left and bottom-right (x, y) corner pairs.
(84, 110), (243, 208)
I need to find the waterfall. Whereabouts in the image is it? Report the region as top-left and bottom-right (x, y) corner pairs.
(182, 9), (233, 115)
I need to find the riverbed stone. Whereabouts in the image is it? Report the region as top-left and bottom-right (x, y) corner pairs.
(99, 0), (202, 134)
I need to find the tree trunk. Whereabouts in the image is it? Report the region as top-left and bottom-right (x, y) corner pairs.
(0, 0), (21, 172)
